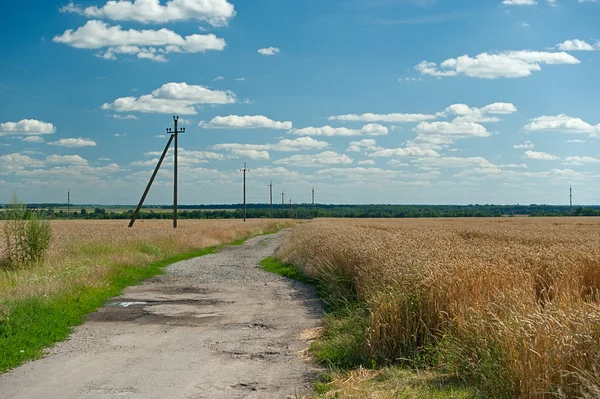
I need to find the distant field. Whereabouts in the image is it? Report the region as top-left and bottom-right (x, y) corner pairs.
(280, 218), (600, 398)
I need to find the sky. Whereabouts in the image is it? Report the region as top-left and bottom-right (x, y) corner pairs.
(1, 0), (599, 206)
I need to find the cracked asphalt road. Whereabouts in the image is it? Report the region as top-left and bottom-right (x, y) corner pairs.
(0, 230), (323, 399)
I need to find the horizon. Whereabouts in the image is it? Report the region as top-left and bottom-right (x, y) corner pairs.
(1, 0), (600, 205)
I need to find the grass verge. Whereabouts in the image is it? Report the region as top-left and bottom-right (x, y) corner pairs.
(259, 256), (315, 284)
(0, 246), (215, 372)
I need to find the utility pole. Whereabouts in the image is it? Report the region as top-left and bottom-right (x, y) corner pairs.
(129, 116), (183, 228)
(268, 181), (274, 218)
(67, 189), (70, 219)
(289, 198), (293, 219)
(168, 116), (185, 228)
(570, 186), (573, 216)
(312, 187), (315, 219)
(281, 191), (285, 214)
(240, 163), (249, 222)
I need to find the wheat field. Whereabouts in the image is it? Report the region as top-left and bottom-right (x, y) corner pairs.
(279, 218), (600, 398)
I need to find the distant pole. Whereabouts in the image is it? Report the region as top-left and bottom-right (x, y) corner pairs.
(268, 181), (274, 218)
(67, 189), (70, 219)
(570, 186), (573, 216)
(240, 163), (249, 222)
(281, 191), (285, 214)
(312, 187), (315, 219)
(289, 198), (293, 219)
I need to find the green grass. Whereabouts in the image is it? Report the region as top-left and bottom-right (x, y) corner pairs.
(259, 256), (315, 284)
(0, 246), (216, 372)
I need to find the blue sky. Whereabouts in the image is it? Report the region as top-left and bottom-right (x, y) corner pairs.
(1, 0), (599, 205)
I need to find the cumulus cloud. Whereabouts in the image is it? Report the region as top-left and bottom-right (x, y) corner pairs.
(53, 20), (226, 61)
(523, 114), (600, 137)
(357, 160), (376, 165)
(102, 82), (236, 115)
(407, 121), (491, 150)
(502, 0), (537, 5)
(48, 138), (97, 147)
(46, 154), (89, 165)
(0, 119), (56, 135)
(524, 150), (559, 160)
(556, 39), (597, 51)
(201, 115), (292, 130)
(274, 151), (353, 167)
(22, 136), (45, 143)
(230, 149), (270, 160)
(415, 51), (579, 79)
(328, 112), (435, 123)
(0, 153), (46, 171)
(60, 0), (236, 26)
(347, 139), (380, 152)
(514, 141), (535, 149)
(213, 137), (329, 153)
(258, 47), (280, 56)
(112, 114), (138, 120)
(369, 147), (440, 158)
(437, 102), (518, 123)
(292, 124), (388, 137)
(563, 156), (600, 165)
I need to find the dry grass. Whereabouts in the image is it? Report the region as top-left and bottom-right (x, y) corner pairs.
(0, 219), (294, 301)
(280, 218), (600, 398)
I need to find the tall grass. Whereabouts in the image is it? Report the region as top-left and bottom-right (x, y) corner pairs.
(279, 218), (600, 398)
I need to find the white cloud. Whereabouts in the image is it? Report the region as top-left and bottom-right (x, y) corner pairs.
(416, 51), (579, 79)
(258, 47), (280, 56)
(328, 112), (435, 123)
(0, 119), (56, 135)
(112, 114), (138, 120)
(347, 139), (380, 152)
(0, 153), (46, 171)
(357, 160), (376, 165)
(369, 147), (440, 158)
(502, 0), (537, 5)
(53, 20), (226, 61)
(201, 115), (292, 130)
(274, 151), (353, 167)
(61, 0), (235, 26)
(523, 114), (600, 137)
(514, 141), (535, 149)
(235, 77), (246, 81)
(388, 159), (409, 167)
(564, 156), (600, 165)
(292, 124), (388, 137)
(48, 138), (97, 147)
(230, 149), (270, 160)
(22, 136), (45, 143)
(102, 82), (236, 115)
(556, 39), (596, 51)
(412, 156), (497, 169)
(567, 139), (586, 143)
(524, 150), (559, 160)
(213, 137), (329, 153)
(46, 154), (89, 165)
(437, 102), (517, 123)
(409, 121), (491, 149)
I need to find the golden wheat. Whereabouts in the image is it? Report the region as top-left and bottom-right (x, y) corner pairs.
(279, 218), (600, 398)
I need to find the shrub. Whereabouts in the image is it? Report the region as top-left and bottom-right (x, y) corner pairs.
(2, 194), (52, 267)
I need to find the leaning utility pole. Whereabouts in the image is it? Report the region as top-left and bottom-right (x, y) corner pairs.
(312, 187), (315, 219)
(570, 186), (573, 216)
(268, 181), (274, 218)
(129, 116), (183, 228)
(240, 163), (249, 222)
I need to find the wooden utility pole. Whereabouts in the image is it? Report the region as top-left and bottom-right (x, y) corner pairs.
(67, 189), (70, 219)
(268, 181), (274, 218)
(281, 191), (285, 214)
(312, 187), (315, 219)
(289, 198), (293, 219)
(240, 163), (249, 222)
(129, 116), (183, 228)
(168, 116), (185, 228)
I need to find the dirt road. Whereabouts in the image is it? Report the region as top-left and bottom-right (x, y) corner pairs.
(0, 231), (322, 398)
